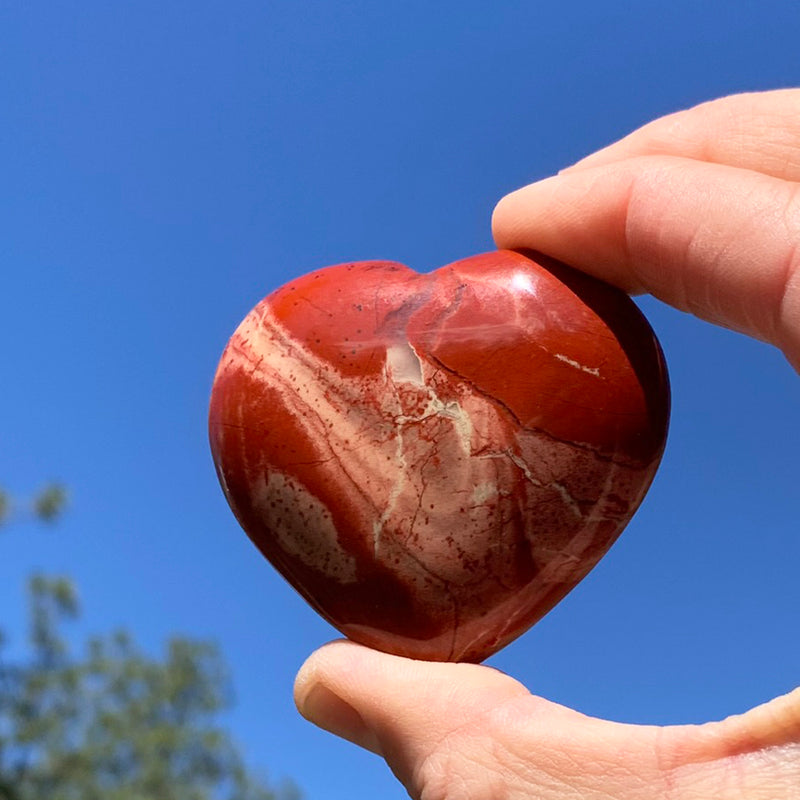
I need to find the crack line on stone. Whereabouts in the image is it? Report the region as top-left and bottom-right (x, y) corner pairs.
(406, 449), (436, 544)
(423, 352), (645, 467)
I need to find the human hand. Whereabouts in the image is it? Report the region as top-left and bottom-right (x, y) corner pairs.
(294, 90), (800, 799)
(493, 89), (800, 373)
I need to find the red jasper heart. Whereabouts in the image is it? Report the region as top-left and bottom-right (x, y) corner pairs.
(209, 250), (669, 662)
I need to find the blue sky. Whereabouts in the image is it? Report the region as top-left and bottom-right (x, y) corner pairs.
(1, 2), (799, 798)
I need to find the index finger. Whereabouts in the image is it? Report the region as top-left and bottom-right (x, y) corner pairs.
(492, 155), (800, 372)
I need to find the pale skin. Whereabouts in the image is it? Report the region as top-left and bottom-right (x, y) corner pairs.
(294, 90), (800, 799)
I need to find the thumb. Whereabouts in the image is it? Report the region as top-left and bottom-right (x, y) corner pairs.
(295, 641), (800, 798)
(293, 640), (530, 785)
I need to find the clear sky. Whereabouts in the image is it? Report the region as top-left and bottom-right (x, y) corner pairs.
(1, 2), (799, 798)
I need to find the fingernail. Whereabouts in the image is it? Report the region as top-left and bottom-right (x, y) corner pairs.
(297, 682), (382, 755)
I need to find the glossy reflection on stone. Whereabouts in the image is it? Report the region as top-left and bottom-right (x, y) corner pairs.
(209, 250), (670, 662)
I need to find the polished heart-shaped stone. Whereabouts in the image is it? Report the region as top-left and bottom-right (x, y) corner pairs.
(209, 250), (669, 662)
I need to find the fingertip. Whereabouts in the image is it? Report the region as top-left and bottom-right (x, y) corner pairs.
(297, 682), (382, 754)
(491, 187), (519, 249)
(293, 638), (365, 711)
(295, 639), (528, 740)
(491, 177), (558, 250)
(294, 640), (383, 753)
(293, 651), (320, 716)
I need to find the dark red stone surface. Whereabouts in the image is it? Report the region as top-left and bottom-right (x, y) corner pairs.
(209, 250), (670, 662)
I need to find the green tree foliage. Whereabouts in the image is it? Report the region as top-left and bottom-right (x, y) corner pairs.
(0, 483), (68, 528)
(0, 490), (9, 526)
(0, 578), (299, 800)
(31, 485), (68, 523)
